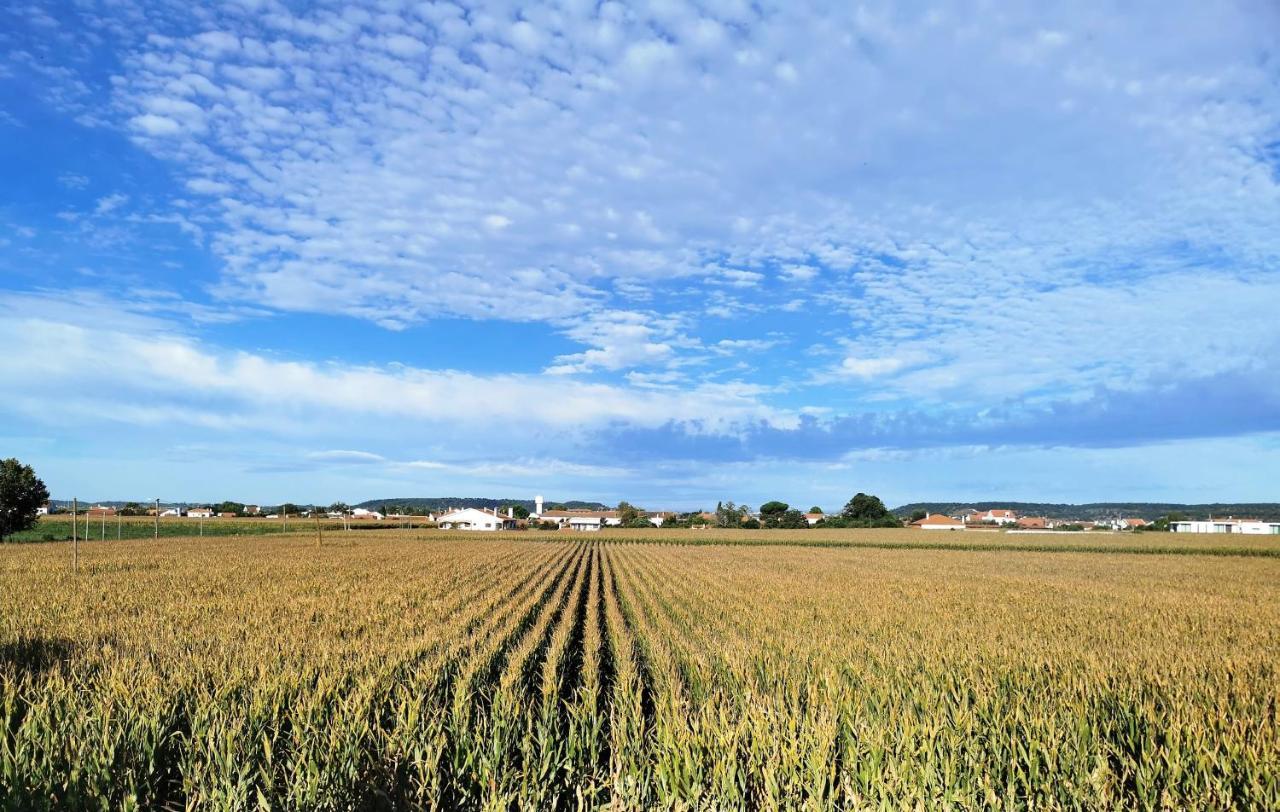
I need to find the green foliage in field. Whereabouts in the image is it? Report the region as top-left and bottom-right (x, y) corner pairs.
(0, 458), (49, 542)
(5, 516), (414, 543)
(1, 534), (1277, 808)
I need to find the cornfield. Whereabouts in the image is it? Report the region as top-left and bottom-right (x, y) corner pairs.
(1, 532), (1277, 809)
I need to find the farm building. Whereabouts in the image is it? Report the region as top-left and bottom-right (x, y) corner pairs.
(1170, 519), (1280, 535)
(804, 513), (824, 526)
(1015, 516), (1048, 529)
(36, 504), (50, 515)
(912, 514), (966, 531)
(437, 507), (518, 531)
(187, 507), (214, 518)
(350, 508), (384, 520)
(86, 506), (117, 518)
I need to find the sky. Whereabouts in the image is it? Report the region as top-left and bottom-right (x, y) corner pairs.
(2, 0), (1279, 510)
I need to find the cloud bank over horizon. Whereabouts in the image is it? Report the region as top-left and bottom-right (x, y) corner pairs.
(2, 0), (1279, 506)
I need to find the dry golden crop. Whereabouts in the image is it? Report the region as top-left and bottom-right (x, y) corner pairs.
(2, 531), (1278, 809)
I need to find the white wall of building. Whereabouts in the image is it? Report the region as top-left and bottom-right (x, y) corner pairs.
(1171, 520), (1280, 535)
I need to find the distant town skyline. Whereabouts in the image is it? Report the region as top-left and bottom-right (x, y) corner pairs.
(3, 1), (1278, 506)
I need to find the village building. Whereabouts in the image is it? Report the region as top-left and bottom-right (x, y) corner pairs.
(350, 508), (384, 520)
(969, 509), (1018, 525)
(1170, 518), (1280, 535)
(187, 507), (214, 518)
(912, 514), (966, 531)
(86, 506), (117, 518)
(647, 511), (676, 527)
(804, 513), (824, 526)
(1098, 517), (1147, 530)
(1015, 516), (1048, 529)
(36, 503), (51, 516)
(538, 509), (622, 529)
(437, 507), (518, 531)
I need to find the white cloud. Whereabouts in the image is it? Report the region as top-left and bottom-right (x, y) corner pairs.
(186, 178), (234, 194)
(0, 297), (792, 441)
(93, 193), (129, 215)
(18, 0), (1280, 419)
(129, 113), (181, 135)
(380, 34), (427, 58)
(838, 356), (908, 379)
(57, 172), (90, 189)
(307, 449), (385, 464)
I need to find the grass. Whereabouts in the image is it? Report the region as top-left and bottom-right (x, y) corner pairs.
(1, 530), (1277, 808)
(5, 515), (421, 542)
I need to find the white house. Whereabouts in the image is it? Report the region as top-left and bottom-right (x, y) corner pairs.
(912, 514), (966, 531)
(437, 507), (518, 531)
(350, 508), (384, 520)
(159, 508), (183, 517)
(36, 503), (50, 516)
(539, 509), (622, 529)
(187, 507), (214, 518)
(803, 512), (824, 526)
(1171, 519), (1280, 535)
(970, 509), (1018, 525)
(1099, 517), (1147, 531)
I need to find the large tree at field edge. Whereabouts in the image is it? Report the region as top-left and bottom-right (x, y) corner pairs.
(0, 458), (49, 542)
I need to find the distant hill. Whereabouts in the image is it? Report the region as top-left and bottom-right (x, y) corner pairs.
(46, 497), (610, 513)
(353, 497), (609, 512)
(892, 502), (1280, 521)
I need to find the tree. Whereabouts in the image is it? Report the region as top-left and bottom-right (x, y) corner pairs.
(715, 501), (751, 528)
(839, 492), (898, 527)
(279, 503), (300, 516)
(509, 504), (530, 520)
(909, 509), (928, 523)
(0, 458), (49, 542)
(328, 502), (350, 515)
(808, 506), (823, 515)
(775, 509), (809, 529)
(759, 501), (789, 517)
(617, 501), (642, 525)
(217, 501), (246, 516)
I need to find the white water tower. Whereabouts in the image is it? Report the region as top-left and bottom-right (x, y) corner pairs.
(535, 495), (544, 516)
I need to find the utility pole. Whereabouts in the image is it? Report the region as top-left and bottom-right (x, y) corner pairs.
(315, 514), (323, 547)
(283, 507), (288, 534)
(154, 499), (159, 540)
(101, 512), (105, 541)
(71, 498), (78, 573)
(117, 513), (121, 540)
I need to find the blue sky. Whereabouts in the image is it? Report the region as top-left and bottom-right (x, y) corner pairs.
(2, 0), (1279, 509)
